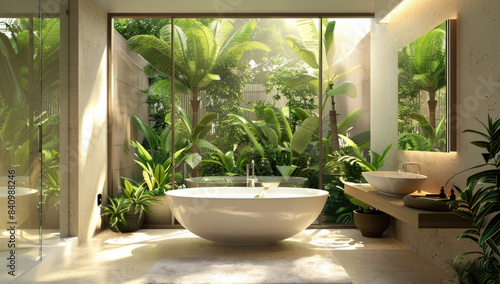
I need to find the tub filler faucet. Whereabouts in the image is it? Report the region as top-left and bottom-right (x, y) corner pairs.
(247, 160), (258, 187)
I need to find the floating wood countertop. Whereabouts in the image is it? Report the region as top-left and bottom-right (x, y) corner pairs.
(343, 182), (473, 229)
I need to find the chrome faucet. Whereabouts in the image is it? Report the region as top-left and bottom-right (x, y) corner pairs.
(401, 162), (422, 175)
(247, 160), (258, 187)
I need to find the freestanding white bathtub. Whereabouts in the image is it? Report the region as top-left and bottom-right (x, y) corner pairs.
(166, 187), (328, 245)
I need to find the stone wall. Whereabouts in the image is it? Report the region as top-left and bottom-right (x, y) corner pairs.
(111, 29), (149, 197)
(372, 0), (499, 272)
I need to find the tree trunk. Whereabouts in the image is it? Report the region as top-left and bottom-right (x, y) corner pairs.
(191, 88), (200, 177)
(427, 89), (437, 128)
(330, 109), (340, 152)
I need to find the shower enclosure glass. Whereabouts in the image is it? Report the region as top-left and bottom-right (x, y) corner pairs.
(0, 0), (69, 281)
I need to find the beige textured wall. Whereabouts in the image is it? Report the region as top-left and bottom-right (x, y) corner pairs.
(111, 30), (149, 197)
(334, 34), (371, 138)
(74, 0), (108, 244)
(372, 0), (500, 271)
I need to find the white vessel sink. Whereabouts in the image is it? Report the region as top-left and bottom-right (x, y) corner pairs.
(362, 171), (427, 196)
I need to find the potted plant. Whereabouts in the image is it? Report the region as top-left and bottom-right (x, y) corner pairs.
(128, 111), (216, 226)
(132, 142), (182, 227)
(447, 115), (500, 283)
(101, 180), (156, 233)
(332, 143), (392, 237)
(101, 196), (130, 233)
(350, 195), (391, 238)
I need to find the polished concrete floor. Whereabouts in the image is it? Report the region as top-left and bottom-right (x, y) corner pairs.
(32, 229), (456, 284)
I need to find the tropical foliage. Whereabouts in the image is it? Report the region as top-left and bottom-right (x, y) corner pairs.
(285, 18), (362, 152)
(448, 115), (500, 283)
(120, 18), (373, 226)
(128, 110), (218, 193)
(101, 196), (129, 233)
(398, 21), (447, 152)
(101, 177), (159, 233)
(324, 143), (392, 224)
(0, 18), (62, 178)
(264, 65), (318, 131)
(398, 114), (446, 151)
(398, 22), (446, 128)
(126, 18), (269, 129)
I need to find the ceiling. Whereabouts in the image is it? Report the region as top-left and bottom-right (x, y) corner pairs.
(92, 0), (380, 14)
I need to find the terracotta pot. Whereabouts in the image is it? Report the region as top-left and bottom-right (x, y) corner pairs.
(144, 195), (174, 226)
(111, 209), (144, 233)
(353, 210), (391, 238)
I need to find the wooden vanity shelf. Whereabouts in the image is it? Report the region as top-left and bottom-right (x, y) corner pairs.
(344, 182), (473, 229)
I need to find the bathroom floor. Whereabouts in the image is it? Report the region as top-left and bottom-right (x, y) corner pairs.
(0, 229), (60, 283)
(32, 229), (456, 284)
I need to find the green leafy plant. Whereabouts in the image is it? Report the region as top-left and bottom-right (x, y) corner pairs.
(129, 111), (218, 189)
(285, 19), (363, 152)
(326, 143), (392, 224)
(133, 142), (183, 194)
(464, 115), (500, 164)
(263, 65), (317, 131)
(398, 22), (446, 128)
(398, 114), (446, 151)
(101, 180), (158, 233)
(447, 115), (500, 282)
(126, 19), (269, 130)
(339, 143), (392, 172)
(101, 196), (129, 233)
(41, 149), (60, 204)
(398, 132), (432, 151)
(123, 179), (157, 216)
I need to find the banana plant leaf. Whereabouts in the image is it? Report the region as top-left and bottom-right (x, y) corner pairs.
(263, 108), (281, 142)
(323, 81), (357, 113)
(261, 126), (279, 146)
(337, 108), (363, 135)
(285, 35), (319, 69)
(293, 108), (311, 122)
(291, 117), (319, 154)
(276, 107), (293, 142)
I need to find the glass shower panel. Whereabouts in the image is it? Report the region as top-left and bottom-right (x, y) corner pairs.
(0, 4), (43, 281)
(1, 0), (68, 281)
(40, 0), (68, 254)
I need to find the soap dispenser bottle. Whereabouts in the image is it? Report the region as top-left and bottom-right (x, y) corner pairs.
(449, 189), (456, 200)
(438, 187), (447, 198)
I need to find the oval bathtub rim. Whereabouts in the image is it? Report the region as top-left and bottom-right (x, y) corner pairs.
(166, 187), (329, 200)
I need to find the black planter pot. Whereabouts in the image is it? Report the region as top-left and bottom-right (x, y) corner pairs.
(353, 210), (391, 238)
(110, 209), (144, 233)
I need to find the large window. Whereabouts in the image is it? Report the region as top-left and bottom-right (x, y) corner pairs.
(111, 15), (371, 225)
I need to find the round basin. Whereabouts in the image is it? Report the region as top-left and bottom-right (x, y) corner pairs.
(362, 171), (427, 196)
(184, 176), (307, 188)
